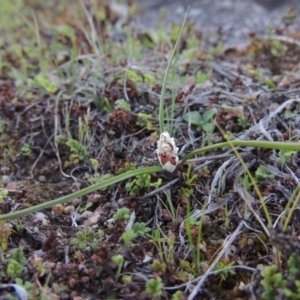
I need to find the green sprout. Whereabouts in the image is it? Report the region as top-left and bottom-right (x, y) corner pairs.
(255, 165), (275, 182)
(237, 116), (251, 129)
(111, 254), (124, 280)
(113, 208), (131, 222)
(7, 249), (26, 278)
(132, 222), (151, 235)
(125, 174), (162, 196)
(276, 149), (296, 165)
(65, 138), (89, 165)
(118, 163), (137, 174)
(261, 265), (284, 300)
(146, 277), (163, 297)
(28, 75), (58, 93)
(121, 229), (137, 246)
(195, 70), (212, 84)
(21, 143), (31, 156)
(183, 108), (217, 133)
(70, 229), (99, 250)
(115, 99), (131, 112)
(0, 189), (9, 202)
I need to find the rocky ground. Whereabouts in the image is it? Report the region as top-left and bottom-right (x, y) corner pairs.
(0, 0), (300, 299)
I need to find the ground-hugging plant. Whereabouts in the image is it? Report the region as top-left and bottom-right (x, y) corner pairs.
(146, 276), (163, 297)
(276, 149), (297, 165)
(183, 108), (217, 133)
(113, 207), (131, 222)
(179, 164), (198, 197)
(111, 254), (124, 280)
(125, 173), (162, 196)
(255, 165), (275, 182)
(120, 221), (151, 245)
(65, 138), (89, 165)
(260, 253), (300, 300)
(7, 248), (26, 278)
(70, 228), (99, 250)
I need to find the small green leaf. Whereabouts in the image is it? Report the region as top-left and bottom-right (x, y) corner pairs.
(121, 230), (137, 245)
(195, 70), (211, 84)
(180, 187), (193, 197)
(77, 232), (86, 242)
(55, 24), (76, 41)
(125, 69), (142, 83)
(132, 222), (151, 235)
(112, 254), (124, 266)
(144, 74), (155, 84)
(146, 277), (163, 297)
(86, 229), (96, 241)
(7, 260), (23, 277)
(202, 122), (214, 133)
(264, 78), (277, 89)
(183, 111), (203, 126)
(284, 109), (294, 119)
(221, 104), (234, 110)
(152, 260), (166, 272)
(78, 242), (86, 250)
(11, 249), (26, 265)
(115, 99), (131, 112)
(202, 108), (217, 123)
(113, 208), (131, 221)
(255, 165), (275, 181)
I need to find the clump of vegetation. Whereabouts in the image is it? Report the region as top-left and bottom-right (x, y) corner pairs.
(183, 108), (217, 133)
(7, 249), (26, 278)
(125, 174), (162, 196)
(70, 229), (102, 250)
(255, 165), (275, 182)
(260, 253), (300, 300)
(65, 138), (89, 166)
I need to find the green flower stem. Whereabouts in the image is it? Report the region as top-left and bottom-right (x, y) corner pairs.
(180, 140), (300, 165)
(159, 9), (189, 133)
(0, 166), (162, 221)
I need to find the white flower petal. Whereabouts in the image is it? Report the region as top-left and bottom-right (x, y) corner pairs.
(156, 131), (179, 172)
(157, 131), (178, 155)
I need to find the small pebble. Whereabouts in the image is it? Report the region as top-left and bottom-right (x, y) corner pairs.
(79, 211), (93, 219)
(64, 206), (75, 214)
(69, 278), (77, 288)
(38, 175), (46, 183)
(2, 175), (10, 184)
(88, 212), (100, 225)
(78, 264), (88, 274)
(81, 276), (90, 283)
(59, 292), (69, 300)
(72, 198), (80, 207)
(52, 204), (64, 215)
(34, 212), (46, 222)
(51, 283), (59, 291)
(6, 182), (17, 190)
(43, 262), (56, 269)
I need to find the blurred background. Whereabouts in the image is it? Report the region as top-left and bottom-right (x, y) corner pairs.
(135, 0), (300, 47)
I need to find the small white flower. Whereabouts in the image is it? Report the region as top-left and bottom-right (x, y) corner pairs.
(156, 131), (179, 173)
(156, 131), (178, 155)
